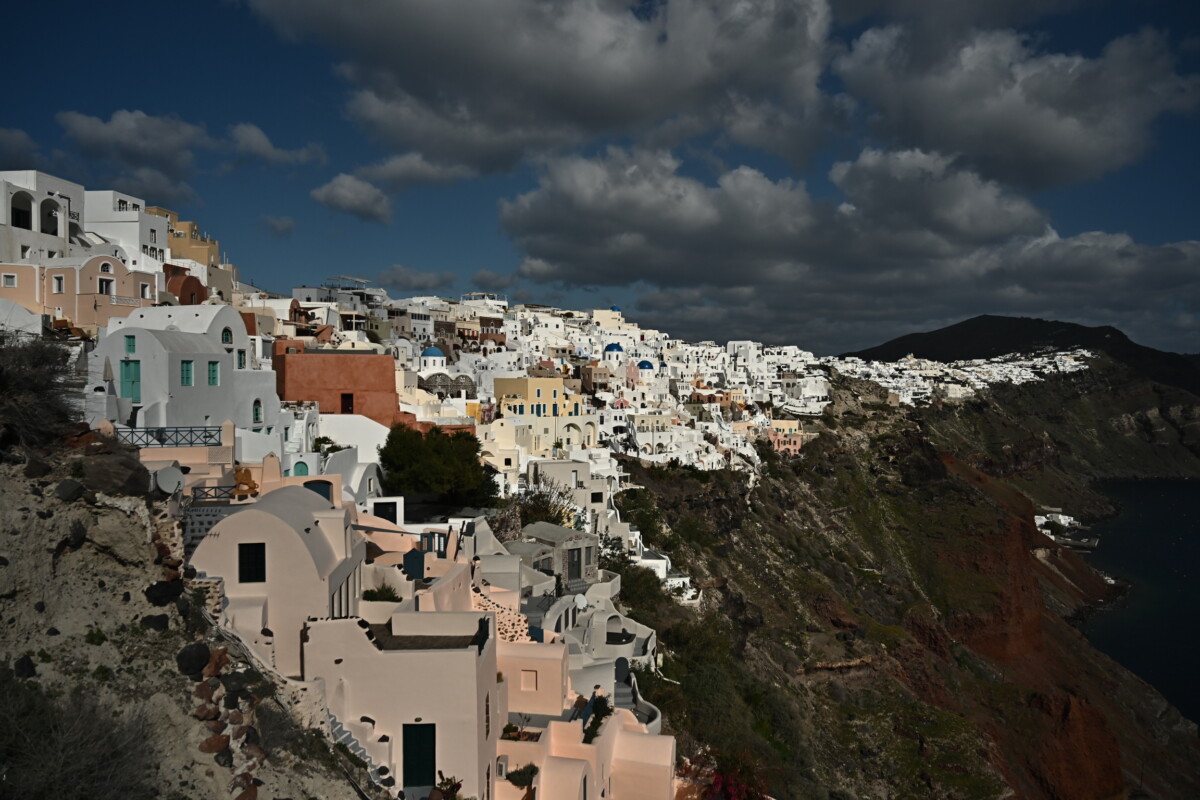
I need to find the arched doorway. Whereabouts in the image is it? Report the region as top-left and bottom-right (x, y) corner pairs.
(10, 191), (33, 230)
(39, 198), (60, 236)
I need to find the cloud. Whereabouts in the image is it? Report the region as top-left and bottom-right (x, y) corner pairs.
(471, 269), (516, 291)
(310, 174), (391, 223)
(0, 128), (38, 170)
(248, 0), (832, 169)
(500, 146), (1200, 353)
(260, 215), (295, 237)
(377, 264), (457, 293)
(54, 109), (216, 203)
(229, 123), (326, 164)
(836, 27), (1200, 187)
(357, 152), (476, 190)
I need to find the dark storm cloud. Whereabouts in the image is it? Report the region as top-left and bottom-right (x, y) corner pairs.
(0, 128), (40, 170)
(501, 146), (1199, 353)
(247, 0), (832, 172)
(378, 264), (457, 293)
(54, 110), (329, 205)
(836, 26), (1200, 187)
(471, 269), (517, 292)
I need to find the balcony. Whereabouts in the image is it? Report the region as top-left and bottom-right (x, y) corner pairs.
(117, 425), (223, 447)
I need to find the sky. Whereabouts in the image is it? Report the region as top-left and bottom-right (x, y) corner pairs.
(2, 0), (1198, 355)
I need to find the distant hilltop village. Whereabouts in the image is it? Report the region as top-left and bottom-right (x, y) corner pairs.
(0, 169), (1094, 798)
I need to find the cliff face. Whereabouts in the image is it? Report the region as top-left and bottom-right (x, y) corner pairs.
(620, 354), (1200, 799)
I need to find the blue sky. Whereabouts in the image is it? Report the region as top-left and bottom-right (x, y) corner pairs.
(2, 0), (1198, 354)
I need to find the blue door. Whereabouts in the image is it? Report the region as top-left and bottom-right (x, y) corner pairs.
(403, 723), (436, 789)
(119, 360), (141, 403)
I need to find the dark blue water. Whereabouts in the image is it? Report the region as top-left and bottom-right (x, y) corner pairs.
(1082, 479), (1200, 723)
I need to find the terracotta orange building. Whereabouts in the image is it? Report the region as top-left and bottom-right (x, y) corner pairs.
(273, 340), (402, 427)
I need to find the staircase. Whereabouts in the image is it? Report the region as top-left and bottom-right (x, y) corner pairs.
(327, 712), (384, 786)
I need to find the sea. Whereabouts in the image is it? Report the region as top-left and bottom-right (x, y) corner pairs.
(1081, 479), (1200, 723)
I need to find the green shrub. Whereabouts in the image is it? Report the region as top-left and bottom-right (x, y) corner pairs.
(363, 583), (401, 602)
(84, 628), (108, 646)
(507, 763), (539, 788)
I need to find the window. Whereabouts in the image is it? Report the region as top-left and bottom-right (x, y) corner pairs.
(100, 262), (111, 273)
(1, 274), (15, 288)
(53, 275), (64, 293)
(180, 360), (194, 386)
(149, 229), (157, 244)
(20, 245), (30, 259)
(124, 335), (136, 355)
(585, 546), (595, 565)
(591, 491), (603, 504)
(553, 389), (558, 398)
(221, 327), (233, 345)
(207, 361), (219, 386)
(485, 693), (490, 739)
(252, 399), (263, 424)
(536, 388), (542, 398)
(140, 282), (151, 299)
(117, 199), (128, 212)
(97, 278), (113, 295)
(238, 543), (266, 583)
(237, 350), (246, 369)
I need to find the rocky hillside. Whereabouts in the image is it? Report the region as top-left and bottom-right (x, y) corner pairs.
(614, 352), (1200, 799)
(0, 435), (383, 800)
(844, 314), (1200, 396)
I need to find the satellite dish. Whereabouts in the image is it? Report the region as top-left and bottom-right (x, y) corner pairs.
(574, 594), (588, 611)
(155, 466), (184, 495)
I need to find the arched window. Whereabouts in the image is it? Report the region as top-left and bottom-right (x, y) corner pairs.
(293, 461), (309, 476)
(304, 480), (333, 501)
(221, 327), (233, 345)
(252, 399), (263, 424)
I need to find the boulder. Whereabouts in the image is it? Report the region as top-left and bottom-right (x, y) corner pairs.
(202, 647), (229, 678)
(193, 704), (220, 721)
(79, 454), (150, 497)
(141, 614), (170, 631)
(194, 681), (214, 702)
(213, 748), (234, 769)
(199, 734), (230, 754)
(53, 479), (85, 502)
(23, 457), (52, 478)
(13, 654), (36, 679)
(205, 720), (227, 734)
(241, 743), (267, 763)
(233, 785), (258, 800)
(146, 579), (184, 607)
(176, 642), (211, 676)
(227, 709), (243, 726)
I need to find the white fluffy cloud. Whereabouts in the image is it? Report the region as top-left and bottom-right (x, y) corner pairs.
(357, 153), (476, 190)
(260, 215), (295, 237)
(230, 123), (326, 164)
(310, 174), (391, 224)
(836, 27), (1200, 187)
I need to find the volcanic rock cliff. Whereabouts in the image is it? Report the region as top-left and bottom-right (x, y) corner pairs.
(616, 352), (1200, 799)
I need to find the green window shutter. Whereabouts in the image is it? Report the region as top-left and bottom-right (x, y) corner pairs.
(124, 335), (136, 354)
(181, 360), (193, 386)
(208, 361), (219, 386)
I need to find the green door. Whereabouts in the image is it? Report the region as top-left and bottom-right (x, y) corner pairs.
(403, 723), (436, 789)
(119, 360), (141, 403)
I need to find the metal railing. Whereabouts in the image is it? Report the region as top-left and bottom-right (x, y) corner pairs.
(117, 426), (223, 447)
(191, 485), (236, 501)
